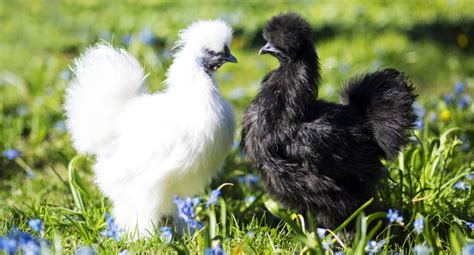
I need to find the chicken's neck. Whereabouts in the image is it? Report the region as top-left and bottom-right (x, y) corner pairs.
(260, 52), (320, 124)
(165, 53), (222, 100)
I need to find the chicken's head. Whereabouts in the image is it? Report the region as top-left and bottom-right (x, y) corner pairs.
(175, 20), (237, 73)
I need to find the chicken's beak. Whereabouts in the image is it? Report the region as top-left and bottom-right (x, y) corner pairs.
(259, 42), (278, 55)
(223, 52), (238, 63)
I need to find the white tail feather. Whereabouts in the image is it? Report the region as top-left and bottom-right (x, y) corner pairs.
(64, 43), (146, 155)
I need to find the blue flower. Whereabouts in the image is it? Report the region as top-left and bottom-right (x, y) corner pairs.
(414, 119), (424, 130)
(118, 249), (128, 255)
(0, 235), (18, 254)
(413, 103), (426, 118)
(221, 72), (232, 82)
(139, 27), (156, 45)
(466, 221), (474, 230)
(238, 174), (260, 185)
(159, 227), (172, 244)
(413, 215), (424, 234)
(413, 243), (432, 255)
(322, 241), (331, 251)
(467, 174), (474, 180)
(457, 94), (471, 109)
(20, 238), (41, 255)
(232, 140), (240, 150)
(74, 246), (97, 255)
(453, 181), (468, 191)
(229, 87), (246, 100)
(387, 209), (403, 223)
(413, 103), (425, 129)
(366, 239), (386, 255)
(316, 228), (326, 239)
(54, 121), (67, 132)
(455, 82), (465, 94)
(444, 93), (455, 104)
(428, 112), (437, 122)
(188, 219), (204, 233)
(204, 244), (226, 255)
(59, 69), (72, 81)
(371, 59), (383, 69)
(463, 243), (474, 255)
(206, 189), (221, 208)
(2, 148), (21, 160)
(28, 219), (42, 234)
(99, 30), (112, 41)
(101, 213), (121, 241)
(122, 35), (132, 46)
(16, 106), (28, 116)
(174, 196), (200, 222)
(161, 49), (173, 60)
(1, 229), (43, 255)
(244, 196), (256, 203)
(460, 134), (471, 151)
(173, 195), (203, 234)
(339, 63), (351, 74)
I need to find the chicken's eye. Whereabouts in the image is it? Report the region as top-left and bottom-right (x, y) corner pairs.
(206, 49), (216, 55)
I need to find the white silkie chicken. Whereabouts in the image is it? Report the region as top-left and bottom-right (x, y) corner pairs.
(64, 20), (237, 236)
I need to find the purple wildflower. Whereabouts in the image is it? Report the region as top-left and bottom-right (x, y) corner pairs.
(139, 27), (155, 45)
(414, 215), (424, 234)
(159, 227), (172, 244)
(463, 243), (474, 255)
(0, 228), (47, 255)
(428, 112), (437, 122)
(413, 243), (432, 255)
(206, 189), (221, 208)
(316, 228), (326, 239)
(101, 213), (121, 241)
(366, 239), (386, 255)
(466, 221), (474, 230)
(0, 235), (18, 254)
(27, 219), (42, 234)
(444, 93), (455, 104)
(414, 119), (424, 130)
(122, 35), (132, 46)
(387, 209), (403, 223)
(174, 196), (203, 234)
(74, 246), (97, 255)
(455, 82), (465, 94)
(59, 69), (72, 81)
(453, 181), (468, 191)
(460, 134), (471, 151)
(457, 94), (471, 109)
(204, 244), (226, 255)
(244, 196), (256, 203)
(238, 174), (260, 185)
(2, 148), (21, 160)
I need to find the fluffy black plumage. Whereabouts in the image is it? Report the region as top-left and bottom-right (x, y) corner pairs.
(241, 13), (416, 229)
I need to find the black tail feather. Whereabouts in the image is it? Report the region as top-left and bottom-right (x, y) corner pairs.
(341, 68), (417, 159)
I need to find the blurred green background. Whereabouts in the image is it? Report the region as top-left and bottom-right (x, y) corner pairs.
(2, 0), (474, 156)
(2, 0), (474, 93)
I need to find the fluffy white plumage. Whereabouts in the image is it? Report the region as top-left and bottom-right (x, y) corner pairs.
(64, 20), (236, 236)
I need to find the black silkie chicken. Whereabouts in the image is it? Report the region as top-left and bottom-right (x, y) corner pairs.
(241, 13), (416, 229)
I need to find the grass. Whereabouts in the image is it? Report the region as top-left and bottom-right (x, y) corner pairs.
(1, 0), (473, 254)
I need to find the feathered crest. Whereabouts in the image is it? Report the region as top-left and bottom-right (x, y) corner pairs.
(263, 12), (313, 55)
(172, 20), (233, 53)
